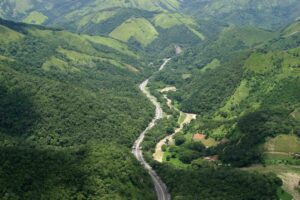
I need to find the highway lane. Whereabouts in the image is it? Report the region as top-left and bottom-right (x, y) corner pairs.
(132, 59), (171, 200)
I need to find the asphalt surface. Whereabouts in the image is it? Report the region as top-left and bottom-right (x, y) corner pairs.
(132, 59), (171, 200)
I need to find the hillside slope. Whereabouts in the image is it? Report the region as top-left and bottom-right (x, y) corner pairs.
(181, 0), (300, 29)
(150, 22), (300, 167)
(0, 0), (204, 50)
(143, 20), (300, 200)
(0, 19), (156, 199)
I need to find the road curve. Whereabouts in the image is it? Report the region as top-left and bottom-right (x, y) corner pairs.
(132, 58), (171, 200)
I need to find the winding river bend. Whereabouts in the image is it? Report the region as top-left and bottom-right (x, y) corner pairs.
(132, 59), (171, 200)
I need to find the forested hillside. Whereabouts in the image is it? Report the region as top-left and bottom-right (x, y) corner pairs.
(1, 1), (300, 200)
(151, 21), (300, 165)
(0, 0), (204, 51)
(147, 20), (300, 199)
(181, 0), (300, 29)
(0, 19), (156, 199)
(1, 0), (299, 51)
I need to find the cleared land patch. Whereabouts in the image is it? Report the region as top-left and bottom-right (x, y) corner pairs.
(23, 11), (48, 24)
(193, 133), (218, 148)
(200, 59), (220, 73)
(283, 21), (300, 37)
(109, 18), (158, 46)
(83, 35), (137, 57)
(264, 134), (300, 153)
(0, 25), (23, 44)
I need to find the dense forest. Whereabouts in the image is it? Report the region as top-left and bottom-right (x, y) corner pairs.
(0, 19), (156, 199)
(155, 163), (282, 200)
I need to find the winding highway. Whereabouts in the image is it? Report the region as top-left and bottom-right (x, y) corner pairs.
(132, 58), (171, 200)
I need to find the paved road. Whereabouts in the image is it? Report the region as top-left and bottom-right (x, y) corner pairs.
(132, 59), (171, 200)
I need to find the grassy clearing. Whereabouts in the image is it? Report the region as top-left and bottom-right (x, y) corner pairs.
(178, 112), (187, 124)
(219, 26), (276, 47)
(23, 11), (48, 24)
(109, 17), (158, 46)
(42, 56), (80, 73)
(209, 124), (227, 139)
(218, 80), (250, 118)
(29, 29), (97, 54)
(264, 134), (300, 153)
(263, 135), (300, 165)
(57, 48), (126, 70)
(83, 35), (137, 57)
(283, 21), (300, 37)
(234, 27), (276, 46)
(200, 137), (218, 147)
(244, 52), (274, 74)
(153, 12), (205, 40)
(245, 48), (300, 75)
(153, 13), (182, 29)
(0, 25), (23, 44)
(187, 26), (205, 40)
(27, 29), (132, 69)
(153, 13), (195, 28)
(0, 55), (14, 62)
(78, 11), (116, 28)
(200, 59), (220, 73)
(188, 132), (218, 147)
(182, 73), (191, 79)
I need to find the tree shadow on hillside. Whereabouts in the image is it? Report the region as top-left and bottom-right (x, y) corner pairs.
(0, 85), (39, 136)
(0, 145), (87, 199)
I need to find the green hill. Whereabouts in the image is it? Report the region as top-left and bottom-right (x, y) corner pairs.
(0, 0), (205, 49)
(1, 1), (300, 200)
(150, 23), (300, 167)
(0, 19), (156, 200)
(144, 20), (300, 200)
(181, 0), (300, 29)
(110, 17), (159, 47)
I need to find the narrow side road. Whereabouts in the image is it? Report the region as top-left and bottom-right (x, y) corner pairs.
(132, 59), (171, 200)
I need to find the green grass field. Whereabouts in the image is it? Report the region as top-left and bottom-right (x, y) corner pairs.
(153, 13), (182, 29)
(283, 21), (300, 37)
(0, 25), (23, 44)
(23, 11), (48, 24)
(218, 80), (250, 118)
(244, 52), (274, 74)
(178, 112), (187, 124)
(77, 11), (116, 29)
(109, 17), (158, 46)
(42, 56), (80, 73)
(263, 134), (300, 165)
(200, 59), (220, 73)
(264, 134), (300, 153)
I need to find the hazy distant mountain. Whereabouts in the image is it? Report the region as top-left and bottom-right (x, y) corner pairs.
(181, 0), (300, 29)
